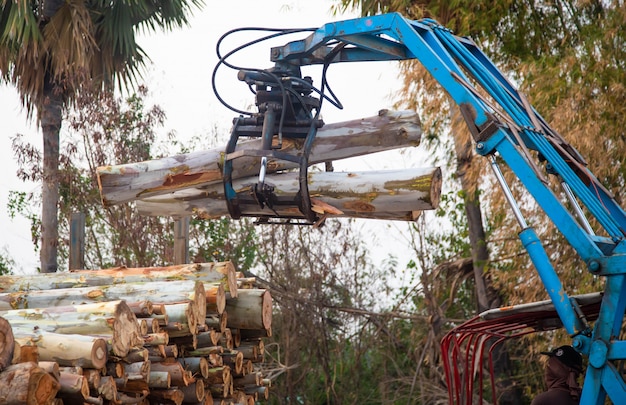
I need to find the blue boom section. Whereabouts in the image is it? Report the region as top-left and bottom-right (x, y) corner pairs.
(269, 12), (626, 403)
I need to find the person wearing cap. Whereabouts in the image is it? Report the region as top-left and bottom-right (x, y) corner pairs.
(531, 345), (583, 405)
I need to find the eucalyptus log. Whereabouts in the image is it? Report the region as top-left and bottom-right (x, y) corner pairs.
(221, 351), (244, 376)
(123, 361), (151, 382)
(96, 375), (118, 402)
(144, 332), (169, 346)
(205, 313), (227, 333)
(12, 330), (107, 369)
(204, 366), (231, 386)
(177, 356), (210, 379)
(122, 347), (149, 363)
(162, 302), (197, 337)
(0, 362), (60, 404)
(150, 362), (195, 387)
(0, 262), (237, 298)
(195, 330), (222, 348)
(0, 316), (14, 371)
(148, 388), (184, 405)
(184, 345), (223, 358)
(37, 361), (60, 380)
(136, 167), (441, 221)
(233, 372), (261, 388)
(149, 371), (171, 389)
(225, 289), (272, 331)
(205, 283), (226, 315)
(238, 327), (271, 340)
(82, 368), (101, 395)
(98, 110), (422, 205)
(220, 328), (233, 351)
(244, 385), (268, 400)
(1, 300), (141, 357)
(180, 380), (205, 403)
(57, 371), (90, 402)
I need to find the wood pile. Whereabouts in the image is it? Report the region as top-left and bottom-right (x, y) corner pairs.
(0, 262), (272, 405)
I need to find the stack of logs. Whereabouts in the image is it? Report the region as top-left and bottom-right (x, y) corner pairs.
(0, 261), (272, 405)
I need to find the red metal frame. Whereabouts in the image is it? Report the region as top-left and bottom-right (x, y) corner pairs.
(441, 296), (602, 404)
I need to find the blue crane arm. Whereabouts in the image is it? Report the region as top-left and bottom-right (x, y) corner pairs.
(268, 12), (626, 404)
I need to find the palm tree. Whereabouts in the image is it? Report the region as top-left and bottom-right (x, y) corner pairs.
(0, 0), (203, 272)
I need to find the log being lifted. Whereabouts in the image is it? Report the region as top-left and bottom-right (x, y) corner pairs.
(136, 166), (442, 221)
(97, 110), (422, 206)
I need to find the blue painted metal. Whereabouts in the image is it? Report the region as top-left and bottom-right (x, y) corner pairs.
(264, 11), (626, 403)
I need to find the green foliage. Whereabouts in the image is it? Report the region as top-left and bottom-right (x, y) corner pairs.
(6, 190), (41, 250)
(0, 248), (14, 275)
(8, 87), (257, 270)
(189, 217), (257, 272)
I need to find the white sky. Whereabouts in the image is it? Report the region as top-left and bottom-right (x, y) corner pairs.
(0, 1), (431, 274)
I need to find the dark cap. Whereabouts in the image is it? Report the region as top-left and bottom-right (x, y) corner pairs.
(541, 345), (582, 372)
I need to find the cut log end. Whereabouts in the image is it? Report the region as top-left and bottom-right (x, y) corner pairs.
(112, 301), (143, 357)
(91, 338), (108, 369)
(261, 291), (272, 331)
(0, 317), (15, 371)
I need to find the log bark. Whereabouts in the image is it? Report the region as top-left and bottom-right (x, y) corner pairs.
(0, 316), (14, 371)
(180, 380), (205, 403)
(148, 388), (184, 405)
(0, 262), (236, 298)
(13, 330), (108, 369)
(136, 167), (441, 221)
(225, 289), (272, 331)
(205, 283), (226, 315)
(97, 110), (422, 205)
(1, 300), (141, 357)
(177, 356), (210, 379)
(96, 375), (118, 401)
(148, 371), (171, 389)
(222, 351), (244, 376)
(150, 362), (194, 387)
(57, 371), (90, 401)
(0, 362), (60, 404)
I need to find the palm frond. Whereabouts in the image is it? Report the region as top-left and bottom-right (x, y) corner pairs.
(43, 1), (96, 82)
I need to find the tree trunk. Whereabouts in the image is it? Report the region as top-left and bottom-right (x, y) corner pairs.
(39, 82), (64, 273)
(137, 167), (442, 221)
(453, 114), (518, 403)
(0, 362), (60, 404)
(97, 110), (423, 205)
